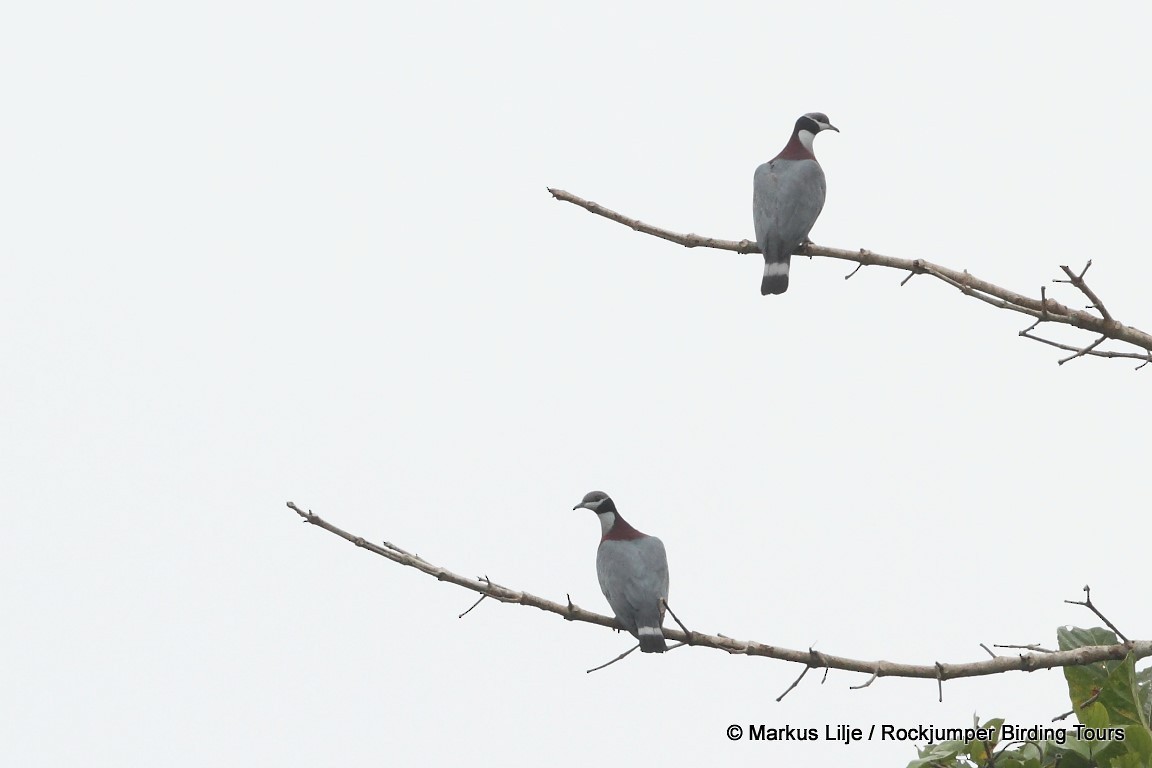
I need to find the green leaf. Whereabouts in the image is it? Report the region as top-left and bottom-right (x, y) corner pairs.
(1058, 650), (1152, 768)
(980, 716), (1005, 748)
(905, 740), (965, 768)
(1060, 625), (1122, 724)
(1101, 655), (1149, 729)
(1052, 747), (1094, 768)
(1062, 735), (1103, 762)
(1059, 625), (1121, 651)
(1136, 664), (1152, 725)
(1094, 655), (1152, 767)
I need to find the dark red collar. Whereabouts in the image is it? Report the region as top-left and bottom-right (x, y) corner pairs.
(775, 131), (815, 161)
(602, 514), (646, 542)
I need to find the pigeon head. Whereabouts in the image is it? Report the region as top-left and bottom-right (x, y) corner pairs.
(573, 490), (617, 515)
(797, 112), (839, 134)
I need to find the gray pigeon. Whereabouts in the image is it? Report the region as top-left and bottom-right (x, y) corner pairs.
(573, 491), (669, 653)
(753, 112), (839, 294)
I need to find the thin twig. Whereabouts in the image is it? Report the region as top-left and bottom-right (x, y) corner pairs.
(1057, 335), (1108, 366)
(382, 540), (414, 557)
(776, 665), (811, 702)
(850, 665), (881, 690)
(1065, 585), (1129, 643)
(661, 598), (693, 644)
(586, 644), (640, 674)
(1018, 332), (1152, 364)
(458, 593), (488, 619)
(1053, 689), (1103, 722)
(993, 643), (1057, 654)
(772, 647), (831, 700)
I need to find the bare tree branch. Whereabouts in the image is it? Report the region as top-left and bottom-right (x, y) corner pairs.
(288, 502), (1152, 689)
(547, 188), (1152, 367)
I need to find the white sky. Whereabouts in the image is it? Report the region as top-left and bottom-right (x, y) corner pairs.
(3, 2), (1150, 765)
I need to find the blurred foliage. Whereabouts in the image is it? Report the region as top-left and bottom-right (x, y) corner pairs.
(905, 627), (1152, 768)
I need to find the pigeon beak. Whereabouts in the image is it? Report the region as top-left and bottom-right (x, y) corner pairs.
(573, 502), (586, 510)
(825, 123), (840, 133)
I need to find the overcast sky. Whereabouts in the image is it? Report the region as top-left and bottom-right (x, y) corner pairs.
(4, 2), (1150, 765)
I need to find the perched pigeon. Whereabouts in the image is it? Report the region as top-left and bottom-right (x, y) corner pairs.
(753, 112), (839, 294)
(573, 491), (669, 653)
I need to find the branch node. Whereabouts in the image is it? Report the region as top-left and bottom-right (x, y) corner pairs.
(382, 541), (414, 557)
(899, 262), (922, 286)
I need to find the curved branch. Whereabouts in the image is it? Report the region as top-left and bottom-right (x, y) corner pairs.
(547, 187), (1152, 367)
(287, 502), (1152, 687)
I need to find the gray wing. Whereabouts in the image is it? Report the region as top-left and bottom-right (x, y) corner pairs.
(596, 537), (669, 636)
(753, 158), (827, 263)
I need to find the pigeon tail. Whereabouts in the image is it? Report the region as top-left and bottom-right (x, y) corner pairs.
(637, 626), (668, 653)
(761, 256), (790, 295)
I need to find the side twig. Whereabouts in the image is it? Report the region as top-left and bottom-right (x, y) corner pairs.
(587, 644), (640, 674)
(1065, 585), (1129, 643)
